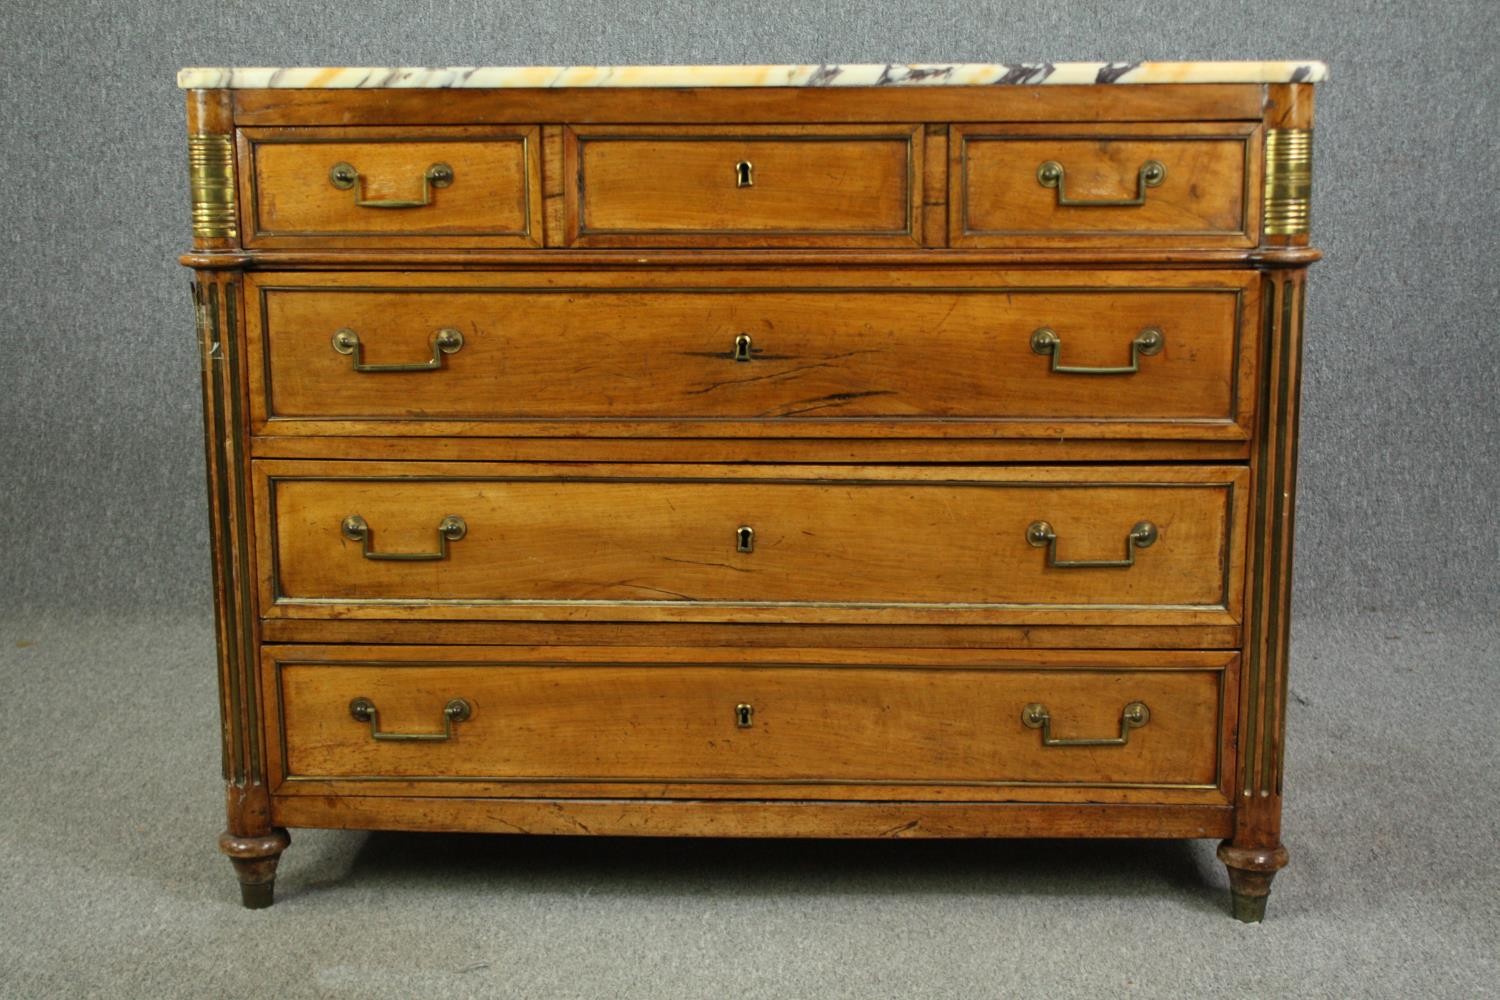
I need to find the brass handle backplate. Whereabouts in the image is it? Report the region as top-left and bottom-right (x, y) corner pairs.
(341, 514), (467, 561)
(1022, 701), (1150, 747)
(349, 696), (472, 742)
(1030, 327), (1163, 375)
(1036, 159), (1165, 207)
(328, 161), (454, 208)
(1026, 520), (1157, 569)
(332, 327), (464, 373)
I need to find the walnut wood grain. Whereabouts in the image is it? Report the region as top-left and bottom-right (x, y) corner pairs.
(266, 645), (1231, 798)
(183, 77), (1319, 915)
(271, 796), (1235, 840)
(238, 125), (543, 248)
(249, 434), (1252, 465)
(194, 271), (284, 906)
(248, 270), (1257, 442)
(563, 124), (923, 248)
(218, 828), (290, 909)
(1219, 265), (1308, 920)
(231, 85), (1266, 126)
(183, 247), (1324, 270)
(256, 461), (1249, 626)
(1217, 842), (1290, 922)
(259, 619), (1243, 651)
(952, 122), (1261, 248)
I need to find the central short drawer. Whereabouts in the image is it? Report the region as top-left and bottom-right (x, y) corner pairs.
(245, 270), (1258, 443)
(563, 124), (924, 247)
(256, 462), (1248, 626)
(264, 645), (1233, 802)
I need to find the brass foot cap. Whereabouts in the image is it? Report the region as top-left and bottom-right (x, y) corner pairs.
(1231, 891), (1269, 923)
(239, 880), (275, 910)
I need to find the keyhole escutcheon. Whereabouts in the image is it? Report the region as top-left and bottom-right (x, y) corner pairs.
(733, 333), (753, 362)
(736, 526), (755, 553)
(735, 160), (754, 187)
(736, 703), (755, 728)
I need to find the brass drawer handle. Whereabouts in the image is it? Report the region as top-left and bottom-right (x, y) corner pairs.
(1026, 520), (1157, 569)
(328, 161), (454, 208)
(1030, 327), (1163, 375)
(1036, 159), (1165, 207)
(349, 696), (472, 742)
(341, 514), (467, 561)
(1022, 701), (1150, 747)
(331, 327), (464, 372)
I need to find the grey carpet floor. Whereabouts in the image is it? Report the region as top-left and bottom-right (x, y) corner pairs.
(0, 611), (1495, 999)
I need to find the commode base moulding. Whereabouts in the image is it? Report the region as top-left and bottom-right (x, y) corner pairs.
(180, 61), (1323, 918)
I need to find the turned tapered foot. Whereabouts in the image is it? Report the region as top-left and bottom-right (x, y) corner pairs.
(219, 828), (290, 909)
(1217, 841), (1289, 923)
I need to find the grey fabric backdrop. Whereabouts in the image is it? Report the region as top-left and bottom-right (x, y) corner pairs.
(0, 0), (1496, 622)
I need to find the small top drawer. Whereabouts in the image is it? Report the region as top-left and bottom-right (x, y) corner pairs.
(564, 125), (924, 247)
(240, 126), (542, 248)
(952, 123), (1260, 247)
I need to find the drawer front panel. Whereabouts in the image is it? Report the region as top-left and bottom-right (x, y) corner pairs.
(248, 272), (1256, 442)
(267, 645), (1231, 800)
(241, 126), (542, 247)
(953, 123), (1259, 247)
(566, 125), (922, 247)
(258, 463), (1247, 625)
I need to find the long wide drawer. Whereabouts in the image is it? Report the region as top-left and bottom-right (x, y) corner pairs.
(264, 645), (1234, 803)
(245, 270), (1258, 442)
(256, 462), (1248, 626)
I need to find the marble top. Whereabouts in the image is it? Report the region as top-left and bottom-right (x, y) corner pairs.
(177, 61), (1327, 90)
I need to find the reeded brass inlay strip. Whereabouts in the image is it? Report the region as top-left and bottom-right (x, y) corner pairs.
(1263, 128), (1311, 236)
(189, 134), (238, 239)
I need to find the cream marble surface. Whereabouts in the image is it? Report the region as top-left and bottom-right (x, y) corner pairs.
(177, 61), (1326, 89)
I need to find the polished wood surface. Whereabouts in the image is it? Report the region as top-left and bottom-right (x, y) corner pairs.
(184, 79), (1317, 917)
(272, 796), (1235, 840)
(270, 646), (1227, 797)
(186, 247), (1321, 270)
(258, 461), (1247, 625)
(231, 84), (1266, 126)
(565, 124), (921, 247)
(952, 123), (1259, 247)
(250, 270), (1255, 441)
(259, 618), (1243, 650)
(239, 125), (542, 248)
(250, 434), (1253, 465)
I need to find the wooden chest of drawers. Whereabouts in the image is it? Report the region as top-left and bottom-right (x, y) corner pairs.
(180, 61), (1323, 920)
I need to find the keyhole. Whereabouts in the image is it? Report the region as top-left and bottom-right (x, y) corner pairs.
(735, 160), (753, 187)
(736, 703), (754, 728)
(736, 526), (755, 553)
(733, 333), (753, 362)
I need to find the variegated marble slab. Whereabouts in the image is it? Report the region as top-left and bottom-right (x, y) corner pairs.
(178, 61), (1327, 89)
